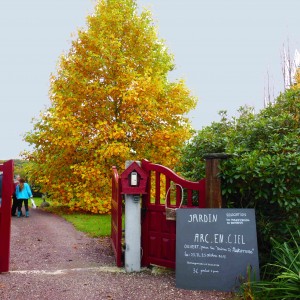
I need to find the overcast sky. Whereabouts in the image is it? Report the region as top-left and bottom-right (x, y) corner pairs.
(0, 0), (299, 160)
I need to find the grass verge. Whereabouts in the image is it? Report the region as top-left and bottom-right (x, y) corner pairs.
(33, 197), (112, 237)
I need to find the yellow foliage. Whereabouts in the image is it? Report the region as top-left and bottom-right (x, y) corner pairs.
(23, 0), (197, 214)
(293, 68), (300, 89)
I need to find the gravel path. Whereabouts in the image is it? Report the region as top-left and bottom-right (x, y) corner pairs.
(0, 208), (232, 299)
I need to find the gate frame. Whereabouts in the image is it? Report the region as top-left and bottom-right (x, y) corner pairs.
(0, 160), (14, 273)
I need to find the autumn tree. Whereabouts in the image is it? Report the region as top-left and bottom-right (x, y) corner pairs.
(24, 0), (197, 213)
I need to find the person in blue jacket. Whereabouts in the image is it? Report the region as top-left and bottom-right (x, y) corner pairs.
(15, 178), (33, 218)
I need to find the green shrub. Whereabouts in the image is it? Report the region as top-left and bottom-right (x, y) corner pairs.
(240, 227), (300, 299)
(177, 87), (300, 269)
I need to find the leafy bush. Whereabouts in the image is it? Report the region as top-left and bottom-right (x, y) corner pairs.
(177, 88), (300, 268)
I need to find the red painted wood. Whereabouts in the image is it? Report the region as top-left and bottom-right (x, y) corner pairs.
(0, 160), (14, 273)
(110, 166), (123, 267)
(141, 159), (206, 269)
(120, 161), (148, 195)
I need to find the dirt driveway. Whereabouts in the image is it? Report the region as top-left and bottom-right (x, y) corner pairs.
(0, 208), (231, 299)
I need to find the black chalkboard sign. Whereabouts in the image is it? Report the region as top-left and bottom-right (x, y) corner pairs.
(176, 208), (259, 292)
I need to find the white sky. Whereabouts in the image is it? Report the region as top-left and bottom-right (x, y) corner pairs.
(0, 0), (299, 159)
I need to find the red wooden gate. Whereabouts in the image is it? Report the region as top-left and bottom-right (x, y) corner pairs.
(140, 159), (205, 269)
(111, 159), (206, 269)
(0, 160), (14, 273)
(111, 166), (123, 267)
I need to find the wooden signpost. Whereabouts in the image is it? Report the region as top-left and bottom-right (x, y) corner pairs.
(176, 208), (260, 292)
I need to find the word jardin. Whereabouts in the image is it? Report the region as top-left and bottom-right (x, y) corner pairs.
(188, 213), (218, 223)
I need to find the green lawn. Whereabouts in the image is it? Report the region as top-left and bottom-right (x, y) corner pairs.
(63, 213), (111, 237)
(33, 197), (114, 237)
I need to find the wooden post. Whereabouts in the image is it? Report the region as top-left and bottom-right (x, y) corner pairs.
(0, 160), (14, 273)
(204, 153), (229, 208)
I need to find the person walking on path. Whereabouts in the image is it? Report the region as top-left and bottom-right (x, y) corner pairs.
(15, 178), (33, 218)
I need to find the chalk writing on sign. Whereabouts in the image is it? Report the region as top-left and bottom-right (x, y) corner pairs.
(176, 209), (260, 292)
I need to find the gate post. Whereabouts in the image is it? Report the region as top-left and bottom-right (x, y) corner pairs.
(124, 192), (141, 272)
(121, 161), (148, 272)
(0, 160), (14, 273)
(204, 153), (229, 208)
